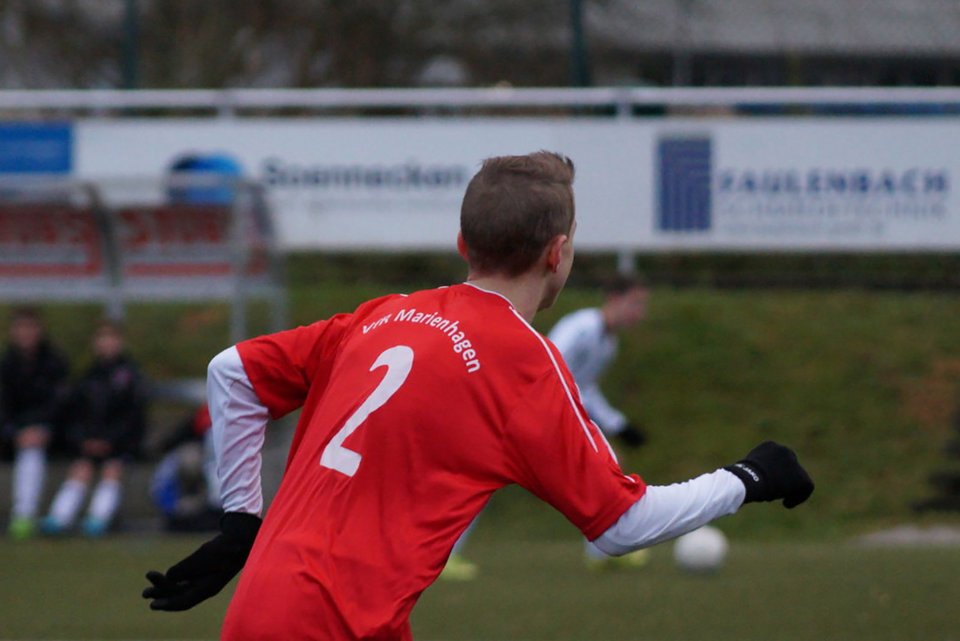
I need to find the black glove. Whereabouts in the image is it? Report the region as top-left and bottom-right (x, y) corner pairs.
(615, 422), (647, 449)
(143, 512), (261, 611)
(724, 441), (814, 509)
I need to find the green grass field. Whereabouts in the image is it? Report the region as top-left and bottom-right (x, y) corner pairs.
(0, 532), (957, 641)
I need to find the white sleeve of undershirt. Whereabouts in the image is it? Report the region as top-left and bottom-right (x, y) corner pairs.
(206, 346), (271, 517)
(592, 469), (746, 555)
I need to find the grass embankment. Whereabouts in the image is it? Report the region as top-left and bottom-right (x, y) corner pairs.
(5, 276), (960, 541)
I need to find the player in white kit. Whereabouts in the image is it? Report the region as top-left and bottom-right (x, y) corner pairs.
(547, 275), (649, 449)
(548, 275), (652, 568)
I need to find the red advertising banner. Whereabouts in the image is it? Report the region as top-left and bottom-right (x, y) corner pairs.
(116, 205), (265, 278)
(0, 205), (103, 277)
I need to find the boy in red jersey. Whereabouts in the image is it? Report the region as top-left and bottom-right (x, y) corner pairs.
(144, 151), (814, 640)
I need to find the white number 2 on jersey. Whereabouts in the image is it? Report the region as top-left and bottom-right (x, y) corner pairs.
(320, 345), (414, 477)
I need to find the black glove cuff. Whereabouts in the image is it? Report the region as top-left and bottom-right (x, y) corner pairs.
(220, 512), (262, 547)
(617, 423), (647, 448)
(724, 462), (765, 503)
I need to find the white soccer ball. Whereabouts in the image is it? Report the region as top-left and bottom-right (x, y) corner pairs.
(673, 526), (729, 573)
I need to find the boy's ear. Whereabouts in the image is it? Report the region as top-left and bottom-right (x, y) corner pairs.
(456, 232), (469, 261)
(544, 234), (568, 273)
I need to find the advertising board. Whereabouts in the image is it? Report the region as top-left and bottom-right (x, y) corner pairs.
(72, 117), (960, 252)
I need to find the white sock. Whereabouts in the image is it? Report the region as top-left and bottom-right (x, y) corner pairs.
(48, 479), (89, 527)
(87, 478), (122, 524)
(12, 447), (46, 520)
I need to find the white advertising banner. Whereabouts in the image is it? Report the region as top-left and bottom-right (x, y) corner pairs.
(74, 117), (960, 252)
(651, 119), (958, 251)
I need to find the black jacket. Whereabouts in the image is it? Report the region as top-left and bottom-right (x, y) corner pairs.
(0, 340), (70, 430)
(69, 353), (147, 457)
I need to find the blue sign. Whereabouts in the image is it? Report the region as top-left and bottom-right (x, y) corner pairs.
(0, 123), (73, 174)
(657, 137), (712, 232)
(167, 152), (244, 205)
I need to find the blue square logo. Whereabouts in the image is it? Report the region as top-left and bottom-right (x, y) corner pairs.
(657, 137), (712, 231)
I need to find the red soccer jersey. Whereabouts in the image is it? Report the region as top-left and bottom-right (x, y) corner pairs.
(221, 283), (646, 641)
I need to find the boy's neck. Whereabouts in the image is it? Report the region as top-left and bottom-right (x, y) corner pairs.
(465, 273), (546, 323)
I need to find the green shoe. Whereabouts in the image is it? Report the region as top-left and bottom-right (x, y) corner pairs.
(586, 548), (651, 572)
(439, 554), (479, 581)
(8, 517), (35, 541)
